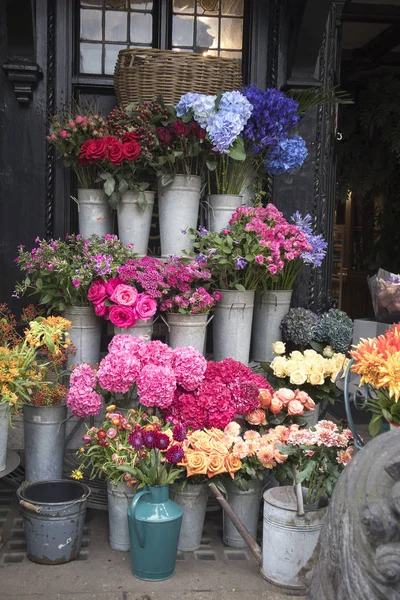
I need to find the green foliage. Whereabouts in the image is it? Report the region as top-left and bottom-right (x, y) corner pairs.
(287, 86), (353, 113)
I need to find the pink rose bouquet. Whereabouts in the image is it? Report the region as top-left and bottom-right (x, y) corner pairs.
(87, 277), (157, 327)
(245, 386), (315, 428)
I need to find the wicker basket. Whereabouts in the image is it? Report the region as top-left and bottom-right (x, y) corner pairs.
(114, 48), (243, 108)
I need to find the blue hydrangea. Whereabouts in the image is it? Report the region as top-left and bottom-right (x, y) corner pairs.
(207, 111), (246, 154)
(218, 91), (253, 121)
(176, 92), (216, 128)
(242, 85), (301, 153)
(264, 136), (308, 175)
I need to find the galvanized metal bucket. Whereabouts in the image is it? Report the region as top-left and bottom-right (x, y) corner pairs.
(261, 486), (327, 594)
(75, 188), (112, 238)
(23, 404), (67, 482)
(158, 175), (202, 257)
(173, 482), (208, 551)
(17, 479), (90, 565)
(251, 290), (292, 363)
(164, 313), (212, 355)
(64, 306), (102, 368)
(0, 403), (9, 471)
(107, 481), (136, 551)
(213, 289), (255, 364)
(114, 317), (153, 339)
(223, 479), (262, 548)
(117, 190), (155, 255)
(303, 405), (320, 427)
(207, 194), (244, 232)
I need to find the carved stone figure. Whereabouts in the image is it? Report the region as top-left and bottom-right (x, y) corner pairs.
(308, 430), (400, 599)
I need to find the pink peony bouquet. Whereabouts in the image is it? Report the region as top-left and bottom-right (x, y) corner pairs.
(88, 277), (157, 327)
(67, 337), (207, 417)
(245, 387), (315, 428)
(165, 358), (273, 430)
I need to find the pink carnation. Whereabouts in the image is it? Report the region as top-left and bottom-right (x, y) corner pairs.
(137, 364), (176, 408)
(66, 388), (103, 418)
(172, 346), (207, 391)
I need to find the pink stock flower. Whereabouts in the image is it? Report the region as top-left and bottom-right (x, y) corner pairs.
(137, 364), (176, 408)
(135, 293), (157, 320)
(110, 283), (138, 306)
(109, 305), (136, 328)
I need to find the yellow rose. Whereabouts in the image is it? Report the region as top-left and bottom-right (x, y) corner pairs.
(290, 351), (304, 361)
(304, 349), (318, 360)
(310, 363), (326, 377)
(272, 341), (286, 355)
(271, 356), (287, 378)
(190, 434), (214, 454)
(285, 359), (301, 375)
(308, 372), (325, 385)
(185, 450), (209, 477)
(289, 370), (308, 386)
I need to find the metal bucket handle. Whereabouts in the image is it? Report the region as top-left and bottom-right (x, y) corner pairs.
(202, 197), (215, 219)
(18, 487), (91, 514)
(160, 313), (214, 330)
(344, 358), (366, 451)
(129, 489), (151, 548)
(70, 196), (79, 212)
(229, 302), (246, 319)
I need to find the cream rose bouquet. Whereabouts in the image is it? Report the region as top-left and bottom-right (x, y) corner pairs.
(262, 344), (348, 406)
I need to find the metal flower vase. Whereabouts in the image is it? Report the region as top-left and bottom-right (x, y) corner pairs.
(64, 306), (102, 367)
(157, 175), (202, 257)
(261, 486), (327, 594)
(117, 190), (155, 255)
(207, 194), (244, 232)
(127, 484), (183, 580)
(223, 479), (262, 548)
(173, 482), (208, 551)
(114, 317), (153, 340)
(213, 289), (255, 365)
(251, 290), (292, 362)
(164, 313), (212, 355)
(76, 189), (112, 238)
(107, 481), (136, 551)
(303, 404), (320, 427)
(23, 404), (67, 482)
(0, 403), (9, 472)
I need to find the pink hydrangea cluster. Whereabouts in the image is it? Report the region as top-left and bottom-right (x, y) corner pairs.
(172, 346), (207, 391)
(137, 364), (177, 408)
(87, 276), (157, 327)
(160, 288), (222, 314)
(228, 204), (312, 276)
(66, 364), (103, 418)
(165, 358), (273, 430)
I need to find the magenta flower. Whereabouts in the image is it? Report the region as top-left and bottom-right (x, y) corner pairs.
(109, 305), (137, 328)
(166, 445), (184, 464)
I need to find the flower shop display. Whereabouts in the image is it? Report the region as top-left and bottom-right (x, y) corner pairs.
(190, 204), (312, 364)
(252, 212), (327, 363)
(87, 276), (157, 338)
(368, 268), (400, 323)
(47, 110), (112, 237)
(264, 346), (348, 421)
(15, 234), (135, 365)
(261, 421), (353, 593)
(350, 323), (400, 435)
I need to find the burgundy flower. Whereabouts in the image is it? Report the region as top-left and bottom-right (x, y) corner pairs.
(156, 126), (174, 145)
(129, 430), (144, 450)
(172, 120), (189, 136)
(122, 131), (140, 143)
(155, 432), (170, 450)
(166, 444), (184, 464)
(142, 430), (157, 449)
(172, 423), (186, 442)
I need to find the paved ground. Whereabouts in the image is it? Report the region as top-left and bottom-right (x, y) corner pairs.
(0, 482), (305, 600)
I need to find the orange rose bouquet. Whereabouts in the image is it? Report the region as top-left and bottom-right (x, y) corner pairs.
(244, 387), (316, 429)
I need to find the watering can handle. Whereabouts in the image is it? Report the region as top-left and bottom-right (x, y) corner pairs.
(129, 490), (151, 548)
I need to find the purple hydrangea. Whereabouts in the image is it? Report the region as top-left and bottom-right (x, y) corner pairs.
(264, 136), (308, 175)
(242, 85), (301, 153)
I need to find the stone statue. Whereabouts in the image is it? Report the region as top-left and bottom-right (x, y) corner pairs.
(308, 430), (400, 599)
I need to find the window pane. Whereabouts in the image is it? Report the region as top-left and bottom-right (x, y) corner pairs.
(130, 0), (153, 8)
(106, 0), (127, 8)
(172, 15), (194, 46)
(80, 42), (102, 73)
(220, 17), (242, 49)
(105, 10), (128, 41)
(80, 9), (102, 41)
(197, 16), (218, 50)
(173, 0), (195, 13)
(105, 44), (127, 73)
(196, 0), (219, 15)
(81, 0), (103, 7)
(221, 0), (243, 16)
(220, 50), (241, 60)
(130, 12), (153, 44)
